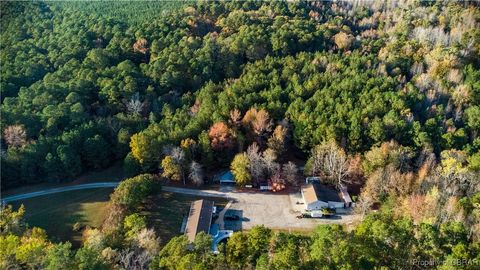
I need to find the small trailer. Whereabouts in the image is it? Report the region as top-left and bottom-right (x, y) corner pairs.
(260, 185), (272, 191)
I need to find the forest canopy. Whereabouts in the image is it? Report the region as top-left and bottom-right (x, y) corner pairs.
(1, 1), (480, 269)
(2, 0), (479, 189)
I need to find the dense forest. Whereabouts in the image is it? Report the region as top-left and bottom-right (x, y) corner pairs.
(2, 0), (479, 188)
(1, 0), (480, 269)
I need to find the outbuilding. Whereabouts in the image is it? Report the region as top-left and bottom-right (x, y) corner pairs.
(183, 199), (233, 252)
(184, 199), (215, 242)
(218, 171), (236, 184)
(305, 176), (322, 184)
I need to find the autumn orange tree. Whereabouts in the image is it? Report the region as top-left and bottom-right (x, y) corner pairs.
(208, 122), (235, 150)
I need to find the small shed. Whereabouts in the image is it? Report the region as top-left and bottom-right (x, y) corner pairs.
(305, 176), (322, 184)
(219, 171), (235, 184)
(340, 184), (352, 208)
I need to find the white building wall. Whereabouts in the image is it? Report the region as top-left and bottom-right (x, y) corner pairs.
(328, 201), (345, 209)
(305, 200), (328, 211)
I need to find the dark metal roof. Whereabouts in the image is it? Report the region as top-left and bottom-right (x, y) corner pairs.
(184, 200), (214, 242)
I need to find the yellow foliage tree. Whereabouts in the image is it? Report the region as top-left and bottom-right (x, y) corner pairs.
(231, 153), (251, 186)
(130, 132), (160, 166)
(161, 156), (182, 182)
(333, 32), (354, 50)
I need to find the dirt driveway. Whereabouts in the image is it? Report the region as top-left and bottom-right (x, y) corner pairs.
(162, 186), (361, 231)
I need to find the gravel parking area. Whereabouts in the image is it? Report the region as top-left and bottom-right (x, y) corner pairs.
(163, 186), (361, 231)
(229, 191), (360, 230)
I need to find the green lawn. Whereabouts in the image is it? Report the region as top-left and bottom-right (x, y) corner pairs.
(11, 188), (228, 247)
(11, 188), (114, 247)
(139, 192), (228, 245)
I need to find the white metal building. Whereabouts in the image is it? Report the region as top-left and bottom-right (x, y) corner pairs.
(301, 183), (350, 210)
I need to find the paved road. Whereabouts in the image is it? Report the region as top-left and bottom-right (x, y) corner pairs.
(162, 186), (230, 198)
(2, 182), (119, 203)
(2, 184), (220, 203)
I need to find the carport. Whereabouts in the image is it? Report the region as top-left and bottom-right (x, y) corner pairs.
(219, 171), (235, 184)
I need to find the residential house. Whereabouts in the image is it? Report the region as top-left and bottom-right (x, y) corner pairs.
(301, 183), (352, 210)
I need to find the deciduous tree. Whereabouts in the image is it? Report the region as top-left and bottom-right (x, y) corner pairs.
(124, 214), (147, 240)
(229, 108), (242, 127)
(208, 122), (234, 150)
(3, 125), (27, 148)
(267, 124), (288, 155)
(308, 141), (350, 189)
(0, 204), (26, 235)
(242, 108), (272, 143)
(252, 109), (272, 139)
(333, 32), (354, 50)
(231, 153), (251, 186)
(134, 228), (160, 256)
(133, 38), (149, 54)
(262, 148), (280, 177)
(247, 143), (265, 184)
(161, 156), (182, 182)
(282, 162), (298, 186)
(189, 161), (204, 186)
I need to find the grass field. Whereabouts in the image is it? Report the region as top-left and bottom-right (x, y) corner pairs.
(10, 188), (228, 247)
(11, 188), (114, 246)
(140, 192), (228, 244)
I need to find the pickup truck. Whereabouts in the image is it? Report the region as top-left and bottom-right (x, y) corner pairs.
(298, 209), (336, 219)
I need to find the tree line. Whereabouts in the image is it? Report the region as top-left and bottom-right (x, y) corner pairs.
(2, 192), (479, 269)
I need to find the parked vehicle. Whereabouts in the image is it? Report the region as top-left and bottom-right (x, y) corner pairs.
(225, 214), (240, 221)
(306, 208), (337, 218)
(311, 211), (323, 218)
(320, 213), (335, 219)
